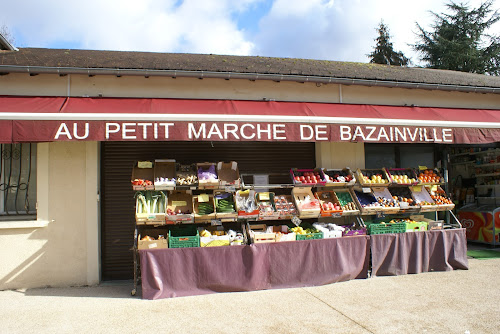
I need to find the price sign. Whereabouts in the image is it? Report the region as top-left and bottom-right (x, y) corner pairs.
(211, 220), (222, 226)
(291, 216), (302, 227)
(376, 212), (386, 219)
(362, 187), (371, 193)
(225, 186), (236, 193)
(331, 212), (342, 218)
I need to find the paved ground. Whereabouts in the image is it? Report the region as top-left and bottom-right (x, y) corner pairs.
(1, 248), (500, 334)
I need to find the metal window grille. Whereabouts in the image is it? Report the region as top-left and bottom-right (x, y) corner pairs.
(0, 143), (37, 218)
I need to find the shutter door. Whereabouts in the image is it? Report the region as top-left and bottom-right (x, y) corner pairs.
(100, 141), (315, 280)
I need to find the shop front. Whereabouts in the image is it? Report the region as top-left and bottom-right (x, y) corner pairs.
(1, 95), (498, 296)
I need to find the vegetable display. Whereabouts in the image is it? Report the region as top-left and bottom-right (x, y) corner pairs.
(135, 191), (166, 214)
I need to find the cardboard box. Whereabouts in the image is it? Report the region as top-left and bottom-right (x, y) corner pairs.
(197, 162), (219, 189)
(274, 225), (296, 242)
(291, 187), (321, 219)
(214, 191), (238, 222)
(166, 191), (194, 223)
(334, 189), (360, 215)
(193, 193), (216, 223)
(135, 191), (167, 225)
(175, 164), (198, 188)
(235, 190), (260, 219)
(199, 226), (231, 247)
(217, 161), (241, 188)
(154, 159), (176, 190)
(137, 234), (168, 250)
(131, 161), (155, 190)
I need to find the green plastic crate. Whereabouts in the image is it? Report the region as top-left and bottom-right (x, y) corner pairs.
(367, 222), (406, 235)
(296, 232), (323, 240)
(168, 226), (200, 248)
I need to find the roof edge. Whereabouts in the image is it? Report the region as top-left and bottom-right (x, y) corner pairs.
(0, 34), (18, 51)
(0, 64), (498, 94)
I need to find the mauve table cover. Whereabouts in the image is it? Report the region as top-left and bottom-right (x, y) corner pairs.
(140, 236), (370, 299)
(370, 229), (469, 277)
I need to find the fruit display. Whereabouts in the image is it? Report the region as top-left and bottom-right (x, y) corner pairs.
(357, 169), (390, 185)
(313, 223), (344, 238)
(274, 195), (297, 219)
(291, 168), (326, 185)
(197, 163), (219, 188)
(322, 168), (356, 185)
(354, 190), (382, 208)
(335, 191), (358, 212)
(426, 186), (455, 210)
(388, 187), (417, 207)
(409, 185), (437, 212)
(417, 169), (443, 184)
(315, 191), (342, 216)
(386, 168), (418, 185)
(290, 226), (320, 235)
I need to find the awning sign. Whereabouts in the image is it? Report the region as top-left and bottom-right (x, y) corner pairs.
(11, 120), (455, 143)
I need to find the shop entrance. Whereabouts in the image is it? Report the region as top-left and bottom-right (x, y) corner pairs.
(100, 141), (316, 280)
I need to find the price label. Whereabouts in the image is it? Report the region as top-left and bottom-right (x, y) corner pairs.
(362, 187), (371, 193)
(291, 216), (302, 227)
(376, 212), (386, 218)
(198, 194), (210, 202)
(211, 220), (222, 226)
(418, 166), (428, 171)
(225, 186), (236, 193)
(331, 212), (342, 218)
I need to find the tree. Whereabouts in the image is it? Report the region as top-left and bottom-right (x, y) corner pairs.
(0, 24), (15, 45)
(413, 1), (500, 75)
(368, 21), (410, 66)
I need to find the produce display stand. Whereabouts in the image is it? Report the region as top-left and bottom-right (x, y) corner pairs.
(130, 162), (466, 298)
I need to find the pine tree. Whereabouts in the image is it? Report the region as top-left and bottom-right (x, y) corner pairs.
(413, 1), (500, 75)
(368, 21), (410, 66)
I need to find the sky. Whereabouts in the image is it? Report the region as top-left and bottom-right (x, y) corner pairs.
(1, 0), (499, 66)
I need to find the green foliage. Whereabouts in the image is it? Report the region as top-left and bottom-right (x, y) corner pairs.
(413, 1), (500, 75)
(368, 21), (410, 66)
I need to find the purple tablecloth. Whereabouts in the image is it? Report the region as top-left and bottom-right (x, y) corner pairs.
(370, 229), (469, 277)
(140, 236), (370, 299)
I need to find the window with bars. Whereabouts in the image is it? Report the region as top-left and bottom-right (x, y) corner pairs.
(0, 143), (37, 220)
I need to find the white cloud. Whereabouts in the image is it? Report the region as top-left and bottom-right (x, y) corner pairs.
(1, 0), (261, 55)
(1, 0), (499, 63)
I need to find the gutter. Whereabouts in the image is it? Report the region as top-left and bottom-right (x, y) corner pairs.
(0, 65), (499, 94)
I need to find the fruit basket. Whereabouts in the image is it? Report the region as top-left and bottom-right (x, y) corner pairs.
(409, 185), (438, 212)
(168, 225), (200, 248)
(290, 225), (323, 240)
(386, 168), (419, 185)
(425, 185), (455, 211)
(334, 190), (360, 216)
(314, 191), (343, 217)
(416, 168), (444, 185)
(356, 168), (391, 186)
(290, 168), (327, 186)
(371, 187), (401, 214)
(322, 168), (356, 187)
(352, 189), (385, 215)
(388, 187), (419, 211)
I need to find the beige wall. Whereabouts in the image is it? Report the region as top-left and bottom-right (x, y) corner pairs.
(2, 73), (499, 109)
(316, 142), (365, 170)
(0, 141), (99, 290)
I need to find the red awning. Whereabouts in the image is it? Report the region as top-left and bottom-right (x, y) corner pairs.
(0, 96), (499, 143)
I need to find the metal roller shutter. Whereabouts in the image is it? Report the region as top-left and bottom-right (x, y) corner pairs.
(101, 141), (316, 280)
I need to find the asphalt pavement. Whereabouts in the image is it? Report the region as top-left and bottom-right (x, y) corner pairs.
(1, 252), (499, 334)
